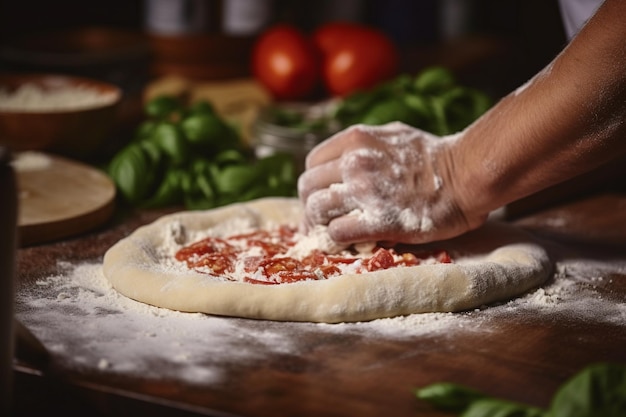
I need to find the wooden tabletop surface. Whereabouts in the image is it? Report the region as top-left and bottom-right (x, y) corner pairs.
(11, 191), (626, 417)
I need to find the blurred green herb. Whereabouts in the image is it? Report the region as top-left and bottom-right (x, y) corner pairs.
(334, 66), (492, 135)
(107, 95), (297, 209)
(267, 106), (337, 133)
(416, 362), (626, 417)
(267, 67), (492, 136)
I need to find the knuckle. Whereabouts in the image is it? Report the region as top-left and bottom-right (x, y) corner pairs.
(305, 191), (332, 224)
(343, 147), (385, 173)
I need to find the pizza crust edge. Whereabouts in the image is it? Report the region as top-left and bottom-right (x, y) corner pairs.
(102, 197), (553, 323)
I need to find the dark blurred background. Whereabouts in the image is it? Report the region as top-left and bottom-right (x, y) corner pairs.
(4, 0), (622, 219)
(0, 0), (566, 100)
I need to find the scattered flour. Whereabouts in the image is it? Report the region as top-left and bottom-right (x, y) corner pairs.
(310, 122), (441, 235)
(10, 151), (53, 172)
(18, 262), (299, 384)
(512, 62), (553, 97)
(286, 224), (348, 257)
(15, 254), (626, 386)
(0, 82), (118, 111)
(154, 219), (376, 282)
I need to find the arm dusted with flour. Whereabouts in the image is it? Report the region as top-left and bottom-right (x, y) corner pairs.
(298, 0), (626, 245)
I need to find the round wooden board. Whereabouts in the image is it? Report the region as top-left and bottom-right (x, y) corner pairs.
(13, 152), (116, 246)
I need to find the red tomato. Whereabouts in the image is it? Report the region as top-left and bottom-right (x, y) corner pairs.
(313, 22), (399, 96)
(252, 24), (320, 100)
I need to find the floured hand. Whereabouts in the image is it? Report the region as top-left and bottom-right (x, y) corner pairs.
(298, 122), (486, 245)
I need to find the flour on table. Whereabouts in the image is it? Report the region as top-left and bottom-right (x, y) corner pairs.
(18, 262), (298, 385)
(16, 251), (626, 385)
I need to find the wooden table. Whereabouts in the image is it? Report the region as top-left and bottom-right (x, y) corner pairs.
(11, 192), (626, 417)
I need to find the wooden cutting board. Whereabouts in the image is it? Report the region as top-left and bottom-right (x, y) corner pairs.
(13, 152), (116, 246)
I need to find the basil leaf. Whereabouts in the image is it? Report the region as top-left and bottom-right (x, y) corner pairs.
(134, 120), (158, 141)
(548, 363), (626, 417)
(429, 96), (451, 136)
(153, 122), (190, 165)
(331, 67), (492, 135)
(416, 382), (487, 412)
(107, 144), (154, 204)
(214, 164), (258, 194)
(187, 100), (215, 117)
(181, 113), (232, 150)
(332, 88), (387, 126)
(416, 364), (626, 417)
(360, 99), (421, 127)
(181, 168), (217, 210)
(214, 149), (248, 167)
(463, 399), (545, 417)
(142, 167), (186, 208)
(255, 153), (297, 194)
(414, 66), (456, 95)
(403, 93), (434, 120)
(107, 94), (299, 209)
(145, 95), (183, 120)
(438, 87), (492, 134)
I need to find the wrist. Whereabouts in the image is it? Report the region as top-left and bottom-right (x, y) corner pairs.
(436, 134), (493, 230)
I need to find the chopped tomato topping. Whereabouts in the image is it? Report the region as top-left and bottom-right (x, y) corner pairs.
(315, 264), (342, 277)
(435, 249), (452, 263)
(174, 237), (234, 261)
(174, 226), (453, 285)
(300, 250), (327, 267)
(278, 224), (298, 239)
(366, 248), (395, 271)
(242, 255), (264, 273)
(260, 257), (301, 275)
(185, 253), (235, 275)
(246, 239), (290, 257)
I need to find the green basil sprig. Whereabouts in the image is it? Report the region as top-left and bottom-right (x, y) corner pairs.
(333, 66), (492, 136)
(257, 67), (491, 140)
(416, 362), (626, 417)
(107, 95), (297, 209)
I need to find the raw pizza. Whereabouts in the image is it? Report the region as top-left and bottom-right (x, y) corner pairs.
(102, 197), (553, 323)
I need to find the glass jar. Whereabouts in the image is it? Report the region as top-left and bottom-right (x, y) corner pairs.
(252, 101), (341, 174)
(144, 0), (274, 79)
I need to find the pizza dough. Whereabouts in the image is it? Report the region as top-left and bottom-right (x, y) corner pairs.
(102, 197), (553, 323)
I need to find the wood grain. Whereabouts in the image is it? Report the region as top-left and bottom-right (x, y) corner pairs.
(14, 152), (116, 246)
(12, 192), (626, 417)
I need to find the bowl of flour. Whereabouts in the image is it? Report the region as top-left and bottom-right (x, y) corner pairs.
(0, 73), (121, 158)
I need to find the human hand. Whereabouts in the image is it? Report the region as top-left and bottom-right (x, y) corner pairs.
(297, 122), (486, 245)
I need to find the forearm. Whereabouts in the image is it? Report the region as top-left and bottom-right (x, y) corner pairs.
(450, 0), (626, 218)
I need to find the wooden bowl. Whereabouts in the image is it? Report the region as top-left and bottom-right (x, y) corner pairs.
(0, 73), (121, 158)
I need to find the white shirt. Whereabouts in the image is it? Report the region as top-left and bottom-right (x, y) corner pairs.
(557, 0), (605, 40)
